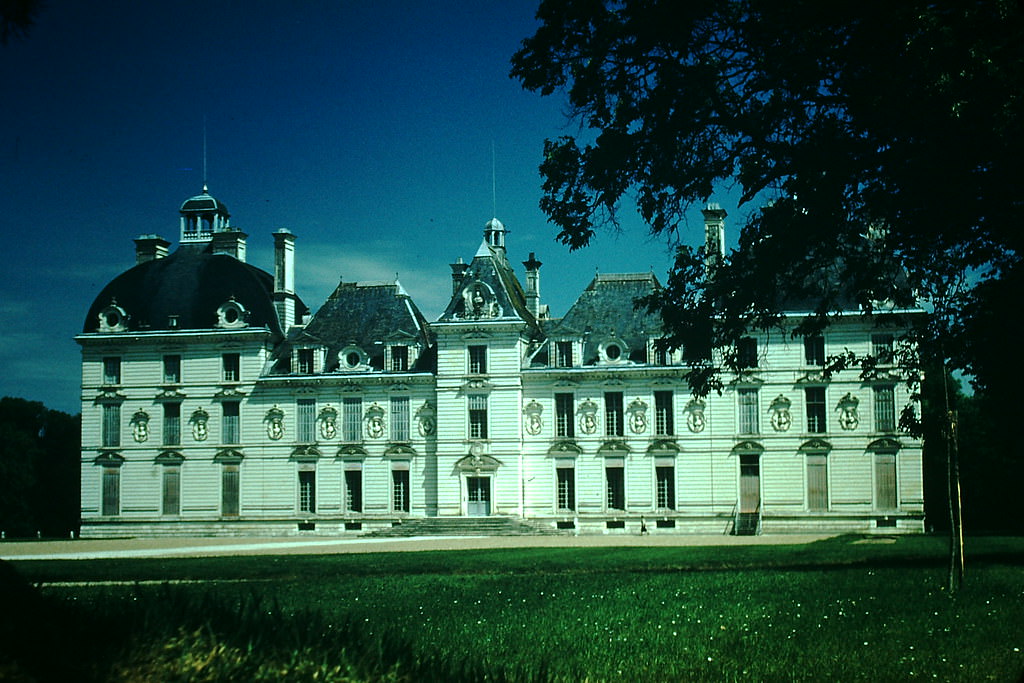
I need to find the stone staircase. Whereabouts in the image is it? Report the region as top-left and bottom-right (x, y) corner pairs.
(732, 512), (760, 536)
(364, 516), (568, 538)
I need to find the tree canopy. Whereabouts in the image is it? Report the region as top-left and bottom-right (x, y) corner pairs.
(511, 0), (1024, 405)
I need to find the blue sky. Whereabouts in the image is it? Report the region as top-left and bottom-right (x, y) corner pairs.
(0, 1), (746, 415)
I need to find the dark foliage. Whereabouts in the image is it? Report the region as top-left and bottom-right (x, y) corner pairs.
(512, 0), (1024, 404)
(0, 397), (80, 538)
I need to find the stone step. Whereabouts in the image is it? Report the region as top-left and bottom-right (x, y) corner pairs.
(364, 516), (567, 538)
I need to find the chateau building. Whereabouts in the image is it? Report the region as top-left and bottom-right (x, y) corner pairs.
(77, 188), (924, 537)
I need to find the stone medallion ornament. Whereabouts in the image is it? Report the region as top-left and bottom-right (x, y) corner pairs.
(366, 402), (385, 439)
(524, 400), (543, 436)
(628, 398), (648, 434)
(130, 410), (150, 443)
(685, 399), (706, 433)
(416, 401), (436, 437)
(578, 399), (598, 435)
(318, 405), (337, 440)
(190, 408), (209, 442)
(265, 406), (285, 440)
(769, 395), (792, 432)
(838, 393), (860, 430)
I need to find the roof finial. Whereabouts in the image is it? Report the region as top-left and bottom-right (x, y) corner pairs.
(491, 140), (497, 219)
(202, 114), (208, 193)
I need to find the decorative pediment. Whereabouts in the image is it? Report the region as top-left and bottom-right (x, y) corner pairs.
(388, 383), (410, 393)
(796, 371), (830, 385)
(867, 437), (902, 452)
(455, 453), (503, 473)
(384, 443), (418, 458)
(214, 449), (244, 463)
(647, 440), (680, 455)
(798, 438), (832, 454)
(290, 445), (322, 461)
(547, 440), (583, 455)
(731, 440), (764, 455)
(601, 377), (626, 386)
(214, 386), (247, 399)
(155, 387), (187, 400)
(462, 378), (493, 392)
(155, 450), (184, 464)
(865, 370), (904, 383)
(336, 444), (368, 457)
(597, 440), (631, 454)
(729, 372), (764, 386)
(93, 389), (126, 404)
(553, 377), (581, 387)
(93, 452), (124, 466)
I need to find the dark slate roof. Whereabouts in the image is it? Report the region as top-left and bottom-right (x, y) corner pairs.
(83, 244), (304, 336)
(438, 241), (538, 328)
(180, 191), (229, 216)
(547, 273), (661, 364)
(290, 281), (433, 371)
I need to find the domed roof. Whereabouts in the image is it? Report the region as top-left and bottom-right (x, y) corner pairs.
(83, 244), (304, 336)
(179, 186), (229, 216)
(485, 217), (505, 232)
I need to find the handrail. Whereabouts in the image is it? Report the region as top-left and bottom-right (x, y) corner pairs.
(727, 501), (738, 535)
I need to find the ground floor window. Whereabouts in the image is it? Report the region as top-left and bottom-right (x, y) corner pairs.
(875, 452), (898, 510)
(162, 466), (180, 515)
(344, 467), (363, 513)
(298, 467), (316, 514)
(222, 464), (239, 516)
(606, 459), (625, 510)
(392, 467), (410, 513)
(807, 454), (828, 511)
(102, 466), (120, 516)
(655, 463), (675, 510)
(556, 462), (575, 511)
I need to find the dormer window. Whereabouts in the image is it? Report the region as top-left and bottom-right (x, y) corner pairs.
(555, 341), (574, 368)
(599, 339), (628, 364)
(340, 346), (365, 370)
(390, 345), (409, 372)
(297, 348), (315, 374)
(216, 300), (248, 329)
(98, 303), (128, 332)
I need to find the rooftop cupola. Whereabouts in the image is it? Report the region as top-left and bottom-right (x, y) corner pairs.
(702, 203), (727, 273)
(179, 185), (231, 244)
(483, 217), (507, 255)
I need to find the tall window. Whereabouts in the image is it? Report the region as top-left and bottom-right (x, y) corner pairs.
(163, 354), (181, 384)
(222, 401), (240, 444)
(222, 353), (240, 382)
(654, 347), (670, 366)
(737, 337), (758, 368)
(163, 403), (181, 446)
(805, 387), (827, 433)
(342, 397), (362, 442)
(390, 397), (410, 441)
(297, 348), (315, 374)
(101, 467), (120, 516)
(102, 403), (120, 447)
(606, 460), (625, 510)
(556, 462), (575, 511)
(872, 334), (894, 363)
(390, 345), (409, 372)
(469, 345), (487, 374)
(656, 463), (676, 510)
(162, 466), (180, 516)
(605, 392), (624, 437)
(804, 336), (825, 366)
(555, 393), (575, 438)
(297, 399), (316, 442)
(874, 385), (896, 432)
(298, 468), (316, 513)
(875, 453), (898, 510)
(738, 388), (759, 434)
(469, 395), (488, 439)
(807, 454), (828, 511)
(392, 467), (410, 512)
(222, 464), (239, 516)
(102, 357), (121, 384)
(654, 391), (674, 435)
(555, 341), (573, 368)
(344, 467), (363, 513)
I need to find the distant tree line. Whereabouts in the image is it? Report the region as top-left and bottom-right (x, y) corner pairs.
(0, 397), (79, 538)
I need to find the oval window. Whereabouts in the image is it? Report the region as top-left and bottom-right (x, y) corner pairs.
(224, 307), (239, 324)
(346, 351), (361, 368)
(605, 344), (621, 360)
(105, 311), (121, 327)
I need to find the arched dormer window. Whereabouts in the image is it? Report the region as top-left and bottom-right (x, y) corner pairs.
(216, 299), (248, 329)
(339, 345), (367, 371)
(98, 302), (129, 332)
(598, 337), (629, 364)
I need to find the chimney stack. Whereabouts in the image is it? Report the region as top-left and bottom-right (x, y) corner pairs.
(211, 227), (248, 262)
(522, 252), (543, 317)
(134, 234), (170, 265)
(273, 228), (297, 329)
(450, 258), (469, 295)
(701, 203), (727, 273)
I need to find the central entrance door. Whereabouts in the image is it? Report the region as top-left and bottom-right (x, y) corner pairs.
(467, 476), (491, 516)
(739, 454), (761, 513)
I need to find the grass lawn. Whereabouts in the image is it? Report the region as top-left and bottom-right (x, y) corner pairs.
(2, 535), (1023, 681)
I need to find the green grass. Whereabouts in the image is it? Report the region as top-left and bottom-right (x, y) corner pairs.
(3, 535), (1024, 681)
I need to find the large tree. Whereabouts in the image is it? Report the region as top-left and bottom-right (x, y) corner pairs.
(511, 0), (1024, 406)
